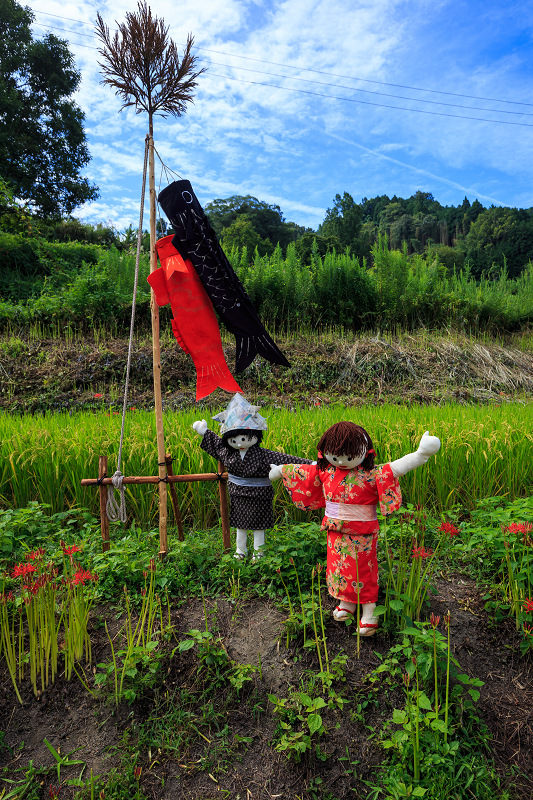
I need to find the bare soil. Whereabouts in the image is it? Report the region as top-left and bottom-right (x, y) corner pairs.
(1, 576), (532, 800)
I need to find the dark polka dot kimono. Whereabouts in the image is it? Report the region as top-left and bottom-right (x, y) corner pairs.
(200, 429), (312, 529)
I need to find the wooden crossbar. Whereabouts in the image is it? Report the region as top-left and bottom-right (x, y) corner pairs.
(82, 454), (231, 555)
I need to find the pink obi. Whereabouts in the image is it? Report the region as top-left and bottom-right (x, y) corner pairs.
(325, 501), (378, 522)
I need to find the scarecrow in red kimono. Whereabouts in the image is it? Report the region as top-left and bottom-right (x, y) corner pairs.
(269, 422), (440, 635)
(193, 394), (312, 560)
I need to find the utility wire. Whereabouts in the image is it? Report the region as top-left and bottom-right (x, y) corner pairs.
(207, 72), (533, 127)
(29, 8), (532, 109)
(30, 13), (533, 125)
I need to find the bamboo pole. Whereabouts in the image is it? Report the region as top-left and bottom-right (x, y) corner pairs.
(98, 455), (110, 552)
(218, 461), (231, 552)
(165, 454), (184, 542)
(82, 472), (227, 486)
(147, 126), (168, 557)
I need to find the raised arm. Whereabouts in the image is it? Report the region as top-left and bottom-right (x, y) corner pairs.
(389, 431), (441, 478)
(192, 419), (208, 436)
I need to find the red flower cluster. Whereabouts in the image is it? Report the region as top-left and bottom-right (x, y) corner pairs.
(438, 521), (459, 537)
(412, 544), (433, 560)
(12, 562), (37, 579)
(73, 569), (97, 586)
(504, 522), (532, 534)
(523, 598), (533, 614)
(62, 544), (82, 557)
(25, 547), (45, 561)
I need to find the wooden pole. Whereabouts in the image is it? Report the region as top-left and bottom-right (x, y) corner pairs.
(165, 454), (184, 542)
(218, 461), (231, 552)
(147, 123), (168, 557)
(82, 471), (229, 486)
(98, 455), (110, 552)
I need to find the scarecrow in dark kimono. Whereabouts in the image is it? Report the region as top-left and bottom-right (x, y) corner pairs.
(270, 422), (440, 635)
(193, 394), (311, 559)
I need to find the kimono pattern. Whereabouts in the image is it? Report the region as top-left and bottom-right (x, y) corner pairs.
(201, 429), (311, 530)
(281, 462), (402, 604)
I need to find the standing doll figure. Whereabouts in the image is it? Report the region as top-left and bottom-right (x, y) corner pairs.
(269, 421), (440, 635)
(193, 394), (312, 560)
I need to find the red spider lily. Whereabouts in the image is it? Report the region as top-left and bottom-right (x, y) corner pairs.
(412, 544), (433, 560)
(12, 562), (37, 579)
(438, 521), (459, 537)
(523, 598), (533, 614)
(62, 544), (82, 556)
(523, 624), (533, 637)
(25, 547), (45, 561)
(93, 393), (103, 398)
(444, 610), (451, 627)
(49, 786), (60, 800)
(73, 569), (97, 586)
(430, 613), (441, 628)
(402, 672), (411, 687)
(504, 522), (532, 535)
(0, 591), (14, 604)
(134, 766), (142, 780)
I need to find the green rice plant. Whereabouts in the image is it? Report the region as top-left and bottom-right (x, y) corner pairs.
(1, 402), (532, 528)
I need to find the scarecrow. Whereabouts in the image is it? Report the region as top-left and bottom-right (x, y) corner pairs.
(269, 422), (440, 635)
(193, 394), (311, 559)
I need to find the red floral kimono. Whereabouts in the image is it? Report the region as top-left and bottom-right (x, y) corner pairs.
(280, 463), (402, 604)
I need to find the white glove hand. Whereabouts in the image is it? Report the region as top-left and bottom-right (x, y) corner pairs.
(192, 419), (208, 436)
(417, 431), (441, 457)
(269, 464), (284, 482)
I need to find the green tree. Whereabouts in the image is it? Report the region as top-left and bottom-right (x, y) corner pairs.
(0, 0), (99, 216)
(318, 192), (363, 253)
(204, 195), (295, 250)
(221, 215), (273, 257)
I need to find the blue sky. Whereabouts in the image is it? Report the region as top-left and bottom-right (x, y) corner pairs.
(26, 0), (533, 233)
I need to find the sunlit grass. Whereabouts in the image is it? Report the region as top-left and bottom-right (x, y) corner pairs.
(1, 403), (532, 527)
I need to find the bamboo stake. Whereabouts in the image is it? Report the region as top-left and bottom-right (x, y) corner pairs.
(165, 454), (184, 542)
(82, 472), (228, 486)
(98, 455), (110, 552)
(147, 128), (168, 557)
(218, 461), (231, 552)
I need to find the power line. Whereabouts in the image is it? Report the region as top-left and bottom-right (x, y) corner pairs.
(29, 7), (533, 109)
(29, 13), (533, 125)
(208, 72), (533, 127)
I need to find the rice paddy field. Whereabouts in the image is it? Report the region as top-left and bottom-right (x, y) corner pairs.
(1, 402), (532, 528)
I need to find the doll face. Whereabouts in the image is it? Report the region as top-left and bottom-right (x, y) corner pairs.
(324, 451), (366, 470)
(228, 433), (258, 451)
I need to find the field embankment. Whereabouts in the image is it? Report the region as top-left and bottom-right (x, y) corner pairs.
(1, 329), (533, 413)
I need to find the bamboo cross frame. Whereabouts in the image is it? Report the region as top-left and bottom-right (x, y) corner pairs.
(82, 454), (231, 555)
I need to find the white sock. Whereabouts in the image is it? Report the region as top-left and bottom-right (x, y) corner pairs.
(253, 530), (265, 552)
(235, 528), (248, 555)
(361, 602), (377, 624)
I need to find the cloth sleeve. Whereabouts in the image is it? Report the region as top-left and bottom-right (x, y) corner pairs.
(376, 463), (402, 515)
(280, 464), (325, 511)
(262, 448), (313, 467)
(200, 429), (226, 462)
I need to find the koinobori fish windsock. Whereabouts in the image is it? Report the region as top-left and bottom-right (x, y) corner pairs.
(158, 180), (290, 373)
(148, 236), (243, 401)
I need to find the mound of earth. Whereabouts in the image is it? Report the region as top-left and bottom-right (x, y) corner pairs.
(0, 576), (532, 799)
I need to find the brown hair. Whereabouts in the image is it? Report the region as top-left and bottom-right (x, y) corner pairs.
(316, 421), (375, 471)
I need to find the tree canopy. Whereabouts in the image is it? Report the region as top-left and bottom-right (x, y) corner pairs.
(0, 0), (98, 216)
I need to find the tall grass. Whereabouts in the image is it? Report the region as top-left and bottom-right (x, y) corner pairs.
(2, 239), (533, 335)
(1, 404), (531, 528)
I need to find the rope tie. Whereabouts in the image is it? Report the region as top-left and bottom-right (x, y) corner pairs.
(215, 472), (226, 482)
(106, 470), (127, 523)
